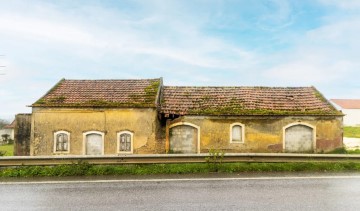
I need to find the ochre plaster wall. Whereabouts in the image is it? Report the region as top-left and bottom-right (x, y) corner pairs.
(31, 107), (343, 155)
(30, 108), (164, 155)
(169, 116), (343, 153)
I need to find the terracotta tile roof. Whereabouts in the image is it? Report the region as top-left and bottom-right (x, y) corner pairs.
(160, 86), (341, 116)
(3, 120), (15, 129)
(331, 99), (360, 109)
(32, 78), (161, 108)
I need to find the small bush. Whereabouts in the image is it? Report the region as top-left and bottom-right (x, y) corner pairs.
(327, 147), (360, 154)
(328, 147), (348, 154)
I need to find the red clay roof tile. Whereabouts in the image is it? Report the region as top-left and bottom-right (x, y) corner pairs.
(160, 86), (340, 116)
(331, 99), (360, 109)
(32, 78), (161, 108)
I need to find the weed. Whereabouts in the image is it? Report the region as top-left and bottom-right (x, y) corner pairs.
(205, 149), (225, 172)
(327, 147), (360, 154)
(1, 162), (360, 178)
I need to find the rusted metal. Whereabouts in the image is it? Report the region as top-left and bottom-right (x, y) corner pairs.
(1, 153), (360, 167)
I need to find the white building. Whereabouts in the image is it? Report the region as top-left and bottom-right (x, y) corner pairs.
(331, 99), (360, 126)
(0, 120), (15, 142)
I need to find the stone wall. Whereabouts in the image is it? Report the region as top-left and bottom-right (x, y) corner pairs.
(14, 113), (31, 156)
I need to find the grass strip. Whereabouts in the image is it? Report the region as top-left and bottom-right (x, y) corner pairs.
(344, 126), (360, 138)
(0, 144), (13, 156)
(327, 147), (360, 154)
(1, 162), (360, 177)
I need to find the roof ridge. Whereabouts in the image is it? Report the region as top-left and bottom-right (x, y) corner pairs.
(63, 78), (161, 81)
(30, 78), (162, 108)
(163, 86), (313, 89)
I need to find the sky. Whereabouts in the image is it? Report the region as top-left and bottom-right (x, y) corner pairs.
(1, 0), (360, 121)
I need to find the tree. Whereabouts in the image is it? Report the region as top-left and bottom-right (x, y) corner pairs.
(1, 134), (9, 142)
(0, 119), (9, 129)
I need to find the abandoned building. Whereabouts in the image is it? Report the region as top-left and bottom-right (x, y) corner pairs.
(18, 77), (343, 156)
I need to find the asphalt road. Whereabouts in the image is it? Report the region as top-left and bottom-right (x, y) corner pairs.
(1, 173), (360, 210)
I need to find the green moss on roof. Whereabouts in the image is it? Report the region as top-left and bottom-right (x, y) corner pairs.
(187, 107), (342, 116)
(31, 78), (161, 108)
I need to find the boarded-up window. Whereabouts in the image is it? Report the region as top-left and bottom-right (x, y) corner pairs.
(86, 133), (103, 155)
(55, 132), (69, 152)
(169, 125), (198, 154)
(231, 125), (243, 143)
(285, 124), (313, 153)
(119, 132), (132, 153)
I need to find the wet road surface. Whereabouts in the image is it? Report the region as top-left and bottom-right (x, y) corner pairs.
(1, 173), (360, 210)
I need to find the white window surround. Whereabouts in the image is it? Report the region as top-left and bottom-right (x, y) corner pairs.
(117, 131), (134, 154)
(53, 131), (70, 153)
(282, 122), (316, 152)
(169, 122), (201, 154)
(229, 123), (245, 143)
(82, 131), (105, 155)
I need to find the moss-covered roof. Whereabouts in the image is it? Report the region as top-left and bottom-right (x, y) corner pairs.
(160, 86), (342, 116)
(32, 78), (161, 108)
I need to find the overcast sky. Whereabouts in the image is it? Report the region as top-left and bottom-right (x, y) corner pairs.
(1, 0), (360, 120)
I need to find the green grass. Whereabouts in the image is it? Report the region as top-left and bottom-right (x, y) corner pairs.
(344, 126), (360, 138)
(1, 162), (360, 178)
(0, 144), (13, 156)
(328, 147), (360, 154)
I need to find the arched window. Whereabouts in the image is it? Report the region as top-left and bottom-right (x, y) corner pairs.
(54, 131), (70, 153)
(230, 123), (245, 143)
(117, 131), (134, 153)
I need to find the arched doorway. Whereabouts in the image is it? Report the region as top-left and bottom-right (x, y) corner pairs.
(169, 123), (199, 154)
(284, 124), (315, 153)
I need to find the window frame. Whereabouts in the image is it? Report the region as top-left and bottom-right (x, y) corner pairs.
(53, 131), (70, 153)
(117, 131), (134, 154)
(229, 123), (245, 144)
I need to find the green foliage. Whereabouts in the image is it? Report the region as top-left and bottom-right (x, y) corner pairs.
(7, 138), (14, 144)
(205, 149), (225, 172)
(0, 144), (13, 156)
(48, 96), (66, 103)
(188, 106), (341, 116)
(344, 126), (360, 138)
(1, 134), (9, 141)
(327, 147), (360, 154)
(0, 119), (9, 129)
(1, 162), (360, 178)
(328, 147), (348, 154)
(34, 99), (46, 104)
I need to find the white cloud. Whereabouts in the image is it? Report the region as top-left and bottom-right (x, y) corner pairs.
(318, 0), (360, 9)
(256, 0), (295, 31)
(0, 15), (95, 46)
(263, 5), (360, 86)
(1, 0), (360, 118)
